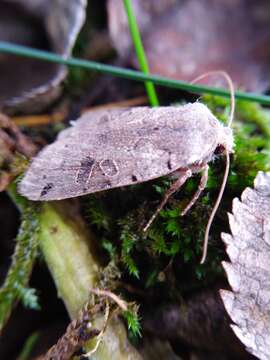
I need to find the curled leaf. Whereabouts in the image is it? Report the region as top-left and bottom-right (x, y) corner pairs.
(221, 171), (270, 360)
(0, 0), (86, 112)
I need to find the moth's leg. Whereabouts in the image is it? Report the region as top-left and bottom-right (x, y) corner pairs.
(143, 169), (192, 232)
(181, 165), (209, 216)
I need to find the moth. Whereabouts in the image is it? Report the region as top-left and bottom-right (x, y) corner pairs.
(19, 102), (234, 262)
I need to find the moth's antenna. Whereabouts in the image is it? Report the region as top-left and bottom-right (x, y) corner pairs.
(191, 71), (235, 263)
(191, 71), (235, 128)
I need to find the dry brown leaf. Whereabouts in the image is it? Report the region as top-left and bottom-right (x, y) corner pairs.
(221, 171), (270, 360)
(42, 302), (102, 360)
(0, 0), (86, 112)
(0, 113), (37, 190)
(107, 0), (176, 58)
(0, 113), (37, 158)
(142, 286), (247, 358)
(108, 0), (270, 92)
(139, 337), (182, 360)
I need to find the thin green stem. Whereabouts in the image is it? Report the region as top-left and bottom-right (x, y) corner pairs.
(17, 332), (40, 360)
(123, 0), (159, 106)
(0, 41), (270, 105)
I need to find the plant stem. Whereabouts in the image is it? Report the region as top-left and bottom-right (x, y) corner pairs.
(8, 187), (141, 359)
(38, 202), (142, 359)
(38, 202), (98, 317)
(17, 332), (40, 360)
(0, 41), (270, 105)
(123, 0), (159, 106)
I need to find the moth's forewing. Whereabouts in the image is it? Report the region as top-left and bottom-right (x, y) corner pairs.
(19, 104), (221, 201)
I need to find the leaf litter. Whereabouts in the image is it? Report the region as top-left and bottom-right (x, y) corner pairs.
(108, 0), (270, 91)
(221, 171), (270, 360)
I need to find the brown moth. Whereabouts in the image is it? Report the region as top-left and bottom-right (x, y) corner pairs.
(20, 103), (233, 200)
(19, 103), (234, 261)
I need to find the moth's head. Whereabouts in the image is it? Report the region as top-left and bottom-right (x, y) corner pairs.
(217, 125), (234, 154)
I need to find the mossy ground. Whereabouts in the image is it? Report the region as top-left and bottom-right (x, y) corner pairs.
(2, 96), (270, 353)
(82, 97), (270, 301)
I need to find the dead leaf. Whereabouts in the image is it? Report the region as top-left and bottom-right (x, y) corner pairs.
(0, 113), (37, 190)
(43, 302), (103, 360)
(142, 286), (248, 358)
(221, 171), (270, 360)
(139, 337), (182, 360)
(107, 0), (176, 58)
(0, 114), (37, 157)
(0, 0), (86, 113)
(108, 0), (270, 92)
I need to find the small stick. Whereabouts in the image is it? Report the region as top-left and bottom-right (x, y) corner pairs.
(12, 96), (147, 127)
(89, 288), (128, 311)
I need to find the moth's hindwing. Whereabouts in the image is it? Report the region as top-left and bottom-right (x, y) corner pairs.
(19, 104), (221, 200)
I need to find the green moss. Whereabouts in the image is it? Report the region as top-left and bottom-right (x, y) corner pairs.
(123, 306), (141, 339)
(1, 183), (40, 331)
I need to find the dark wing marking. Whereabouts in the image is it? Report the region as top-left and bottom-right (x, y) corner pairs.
(19, 104), (222, 200)
(75, 156), (95, 185)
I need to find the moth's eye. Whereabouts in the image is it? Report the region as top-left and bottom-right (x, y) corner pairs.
(214, 144), (226, 155)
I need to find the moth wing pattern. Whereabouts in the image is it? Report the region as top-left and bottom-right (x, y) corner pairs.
(19, 103), (223, 200)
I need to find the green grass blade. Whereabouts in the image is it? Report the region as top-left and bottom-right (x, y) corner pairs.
(123, 0), (159, 106)
(0, 41), (270, 104)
